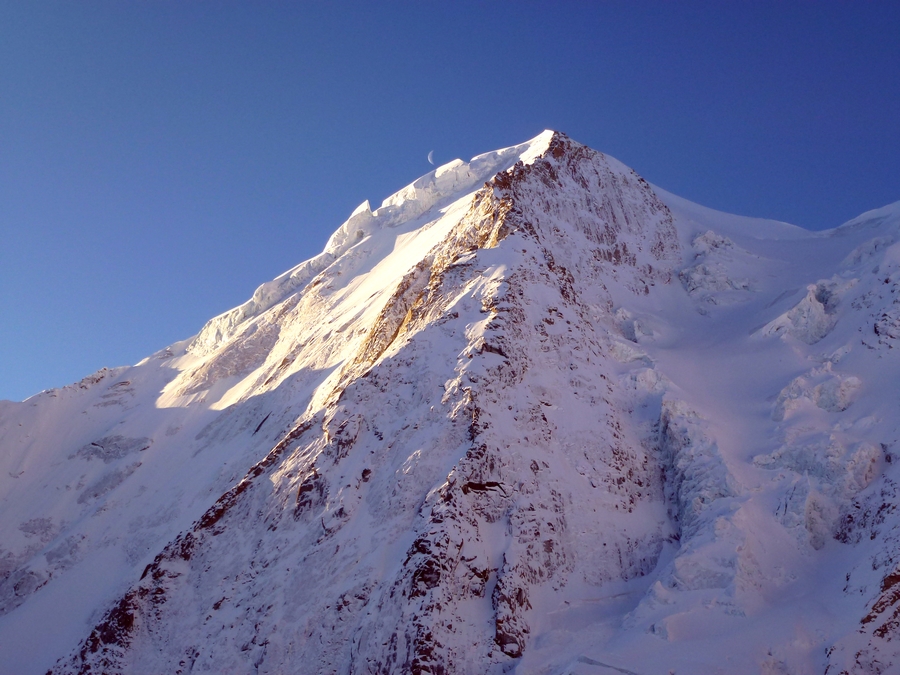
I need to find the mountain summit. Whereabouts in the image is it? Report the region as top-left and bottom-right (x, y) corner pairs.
(2, 132), (900, 674)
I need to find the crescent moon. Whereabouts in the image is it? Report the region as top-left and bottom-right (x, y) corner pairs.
(427, 150), (435, 165)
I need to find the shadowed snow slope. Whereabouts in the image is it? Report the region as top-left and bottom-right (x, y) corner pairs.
(2, 132), (900, 675)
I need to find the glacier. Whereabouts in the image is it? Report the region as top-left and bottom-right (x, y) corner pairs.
(1, 131), (900, 674)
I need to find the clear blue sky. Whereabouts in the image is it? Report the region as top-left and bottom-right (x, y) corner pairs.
(2, 2), (898, 402)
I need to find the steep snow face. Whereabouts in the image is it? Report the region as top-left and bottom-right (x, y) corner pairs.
(0, 130), (557, 675)
(2, 132), (900, 675)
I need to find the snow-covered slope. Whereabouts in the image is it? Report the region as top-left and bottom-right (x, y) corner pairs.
(2, 131), (899, 675)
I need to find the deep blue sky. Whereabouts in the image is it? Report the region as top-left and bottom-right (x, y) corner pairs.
(2, 2), (898, 402)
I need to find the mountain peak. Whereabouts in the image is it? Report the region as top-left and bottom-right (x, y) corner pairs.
(2, 133), (899, 675)
(187, 130), (564, 359)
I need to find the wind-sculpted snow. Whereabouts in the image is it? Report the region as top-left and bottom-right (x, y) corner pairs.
(188, 251), (335, 358)
(189, 132), (558, 358)
(3, 133), (900, 674)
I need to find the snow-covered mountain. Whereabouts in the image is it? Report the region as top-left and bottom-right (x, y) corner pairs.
(2, 131), (900, 675)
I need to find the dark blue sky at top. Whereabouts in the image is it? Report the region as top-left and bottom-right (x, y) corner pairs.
(1, 2), (898, 402)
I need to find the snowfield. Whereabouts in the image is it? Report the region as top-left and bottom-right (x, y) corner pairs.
(1, 131), (899, 674)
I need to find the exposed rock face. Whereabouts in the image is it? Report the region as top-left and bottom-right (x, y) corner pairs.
(829, 477), (900, 673)
(2, 132), (900, 675)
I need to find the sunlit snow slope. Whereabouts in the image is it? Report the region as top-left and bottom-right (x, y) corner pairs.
(2, 132), (899, 675)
